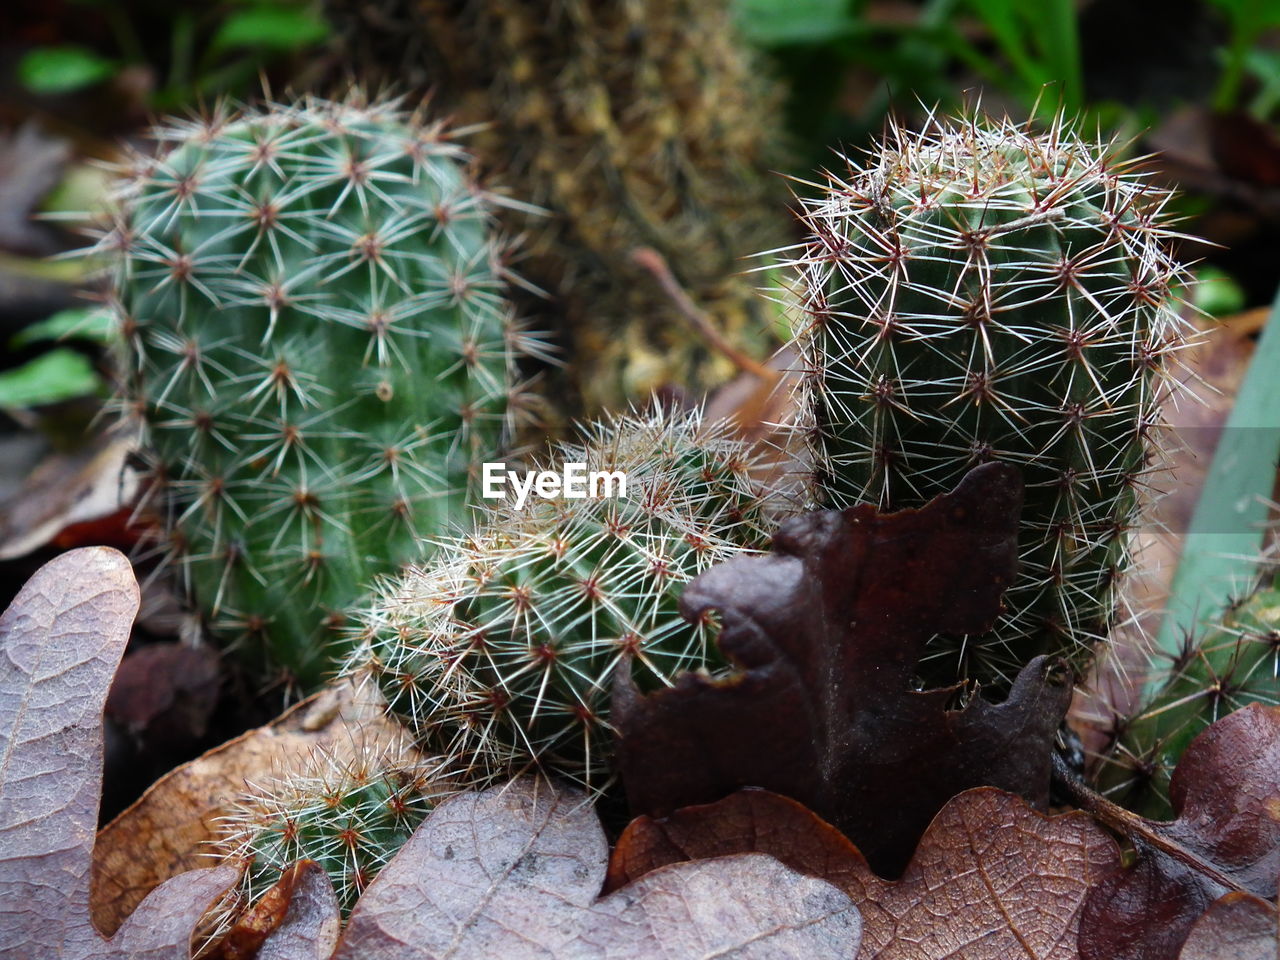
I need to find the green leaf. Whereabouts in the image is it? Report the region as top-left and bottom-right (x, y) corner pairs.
(211, 5), (331, 52)
(1190, 266), (1247, 318)
(732, 0), (854, 46)
(0, 349), (101, 408)
(11, 308), (116, 350)
(1150, 285), (1280, 693)
(17, 46), (116, 95)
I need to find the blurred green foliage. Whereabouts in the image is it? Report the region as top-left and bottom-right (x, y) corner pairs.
(0, 308), (115, 410)
(0, 348), (100, 408)
(731, 0), (1279, 169)
(18, 46), (117, 95)
(1210, 0), (1280, 110)
(15, 1), (331, 110)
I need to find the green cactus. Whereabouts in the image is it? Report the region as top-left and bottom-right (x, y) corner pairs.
(1097, 578), (1280, 818)
(218, 742), (444, 914)
(785, 110), (1193, 689)
(103, 95), (538, 690)
(344, 409), (791, 789)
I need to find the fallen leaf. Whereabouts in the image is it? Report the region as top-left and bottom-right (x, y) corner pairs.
(106, 642), (221, 746)
(1178, 893), (1278, 960)
(0, 122), (70, 255)
(1075, 704), (1280, 960)
(91, 680), (416, 937)
(215, 861), (340, 960)
(0, 433), (141, 561)
(606, 786), (1120, 959)
(333, 776), (862, 959)
(0, 546), (237, 958)
(613, 462), (1074, 876)
(605, 788), (861, 895)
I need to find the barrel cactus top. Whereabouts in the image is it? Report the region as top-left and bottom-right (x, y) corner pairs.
(343, 409), (790, 788)
(103, 94), (539, 690)
(786, 111), (1194, 687)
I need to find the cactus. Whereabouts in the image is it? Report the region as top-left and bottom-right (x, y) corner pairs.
(344, 409), (790, 788)
(785, 110), (1193, 689)
(103, 94), (537, 690)
(217, 741), (445, 915)
(1097, 578), (1280, 818)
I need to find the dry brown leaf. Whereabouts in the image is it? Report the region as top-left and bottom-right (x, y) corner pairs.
(1077, 703), (1280, 960)
(106, 643), (221, 745)
(607, 787), (1119, 960)
(0, 434), (140, 561)
(216, 861), (340, 960)
(0, 547), (237, 959)
(332, 776), (862, 959)
(614, 463), (1073, 877)
(91, 680), (417, 936)
(1178, 893), (1279, 960)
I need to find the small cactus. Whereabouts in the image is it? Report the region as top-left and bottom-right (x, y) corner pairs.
(217, 741), (445, 915)
(344, 409), (790, 788)
(103, 94), (539, 690)
(1097, 579), (1280, 818)
(785, 110), (1193, 688)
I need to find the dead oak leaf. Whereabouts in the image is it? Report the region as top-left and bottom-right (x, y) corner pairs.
(607, 786), (1119, 960)
(217, 860), (340, 960)
(0, 547), (237, 959)
(1177, 893), (1278, 960)
(1075, 703), (1280, 960)
(332, 776), (862, 959)
(613, 462), (1074, 877)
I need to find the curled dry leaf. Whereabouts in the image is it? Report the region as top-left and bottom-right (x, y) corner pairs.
(607, 786), (1120, 960)
(333, 776), (862, 960)
(0, 435), (140, 561)
(1076, 703), (1280, 960)
(0, 547), (237, 959)
(92, 680), (416, 936)
(1177, 893), (1278, 960)
(614, 462), (1074, 876)
(216, 861), (340, 960)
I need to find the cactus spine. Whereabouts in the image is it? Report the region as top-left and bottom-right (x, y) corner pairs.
(344, 410), (788, 788)
(218, 742), (443, 914)
(787, 111), (1191, 688)
(1098, 579), (1280, 818)
(105, 95), (534, 690)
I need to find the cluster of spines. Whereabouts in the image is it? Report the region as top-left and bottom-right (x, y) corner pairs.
(783, 109), (1194, 688)
(217, 741), (445, 915)
(100, 93), (545, 689)
(1095, 579), (1280, 817)
(343, 408), (790, 788)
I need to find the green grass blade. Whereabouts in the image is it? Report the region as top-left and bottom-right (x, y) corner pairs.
(1149, 286), (1280, 693)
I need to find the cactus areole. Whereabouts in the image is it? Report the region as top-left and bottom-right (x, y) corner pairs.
(108, 97), (524, 690)
(789, 112), (1191, 687)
